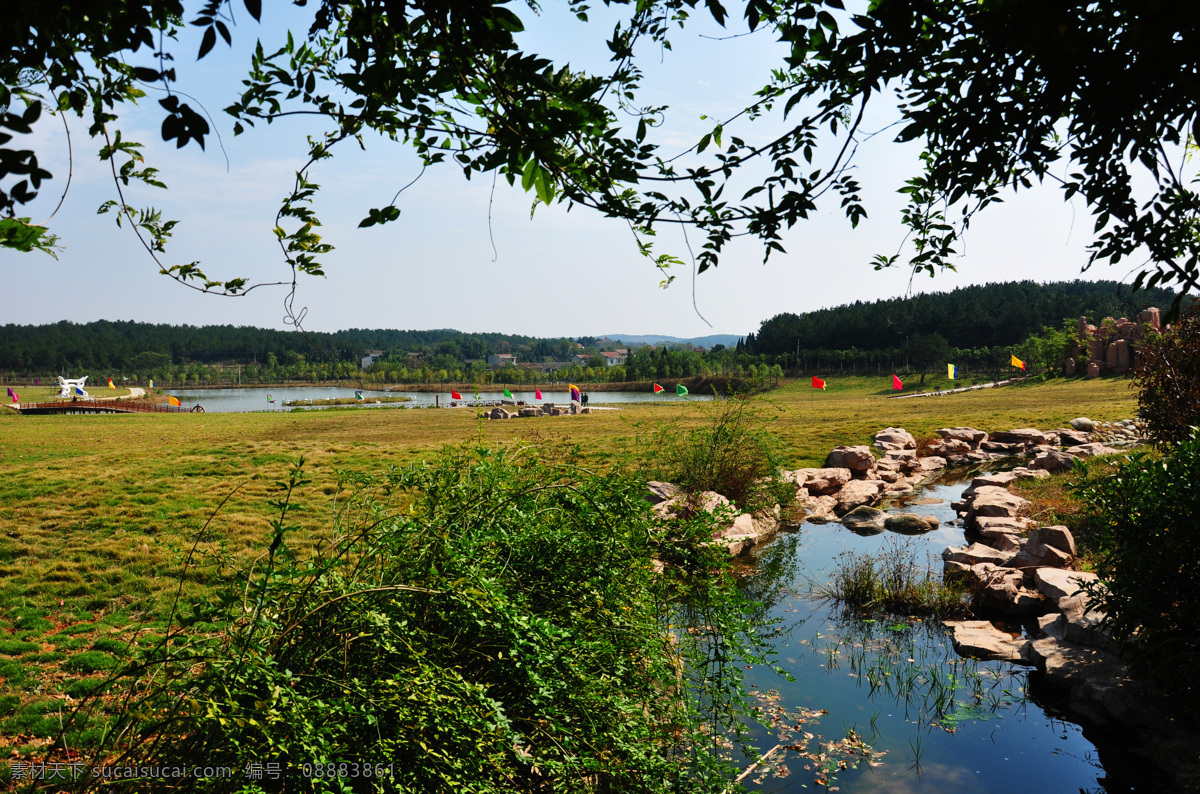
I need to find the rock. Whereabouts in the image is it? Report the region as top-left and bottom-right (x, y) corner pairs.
(936, 426), (988, 446)
(884, 513), (934, 534)
(1034, 567), (1097, 604)
(1137, 306), (1161, 332)
(1009, 466), (1050, 481)
(825, 445), (876, 472)
(1064, 357), (1076, 375)
(518, 407), (543, 417)
(834, 480), (883, 515)
(1010, 543), (1072, 569)
(976, 568), (1051, 615)
(873, 427), (916, 450)
(990, 533), (1023, 553)
(964, 450), (996, 464)
(1028, 637), (1147, 726)
(962, 471), (1018, 496)
(645, 481), (680, 505)
(916, 456), (946, 472)
(488, 407), (511, 419)
(1070, 441), (1120, 457)
(1113, 338), (1130, 371)
(655, 490), (731, 520)
(928, 437), (971, 457)
(841, 505), (887, 534)
(943, 543), (1013, 567)
(969, 487), (1030, 519)
(1029, 525), (1077, 557)
(1069, 417), (1095, 431)
(974, 516), (1032, 537)
(801, 494), (838, 523)
(784, 467), (852, 495)
(1058, 429), (1091, 446)
(1086, 361), (1101, 379)
(1030, 449), (1077, 472)
(979, 440), (1027, 455)
(990, 428), (1048, 445)
(944, 620), (1032, 663)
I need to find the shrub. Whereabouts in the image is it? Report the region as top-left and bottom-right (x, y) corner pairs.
(66, 447), (768, 792)
(639, 393), (792, 513)
(1132, 298), (1200, 443)
(1074, 431), (1200, 703)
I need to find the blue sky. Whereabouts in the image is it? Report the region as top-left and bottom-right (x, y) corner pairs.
(2, 2), (1136, 339)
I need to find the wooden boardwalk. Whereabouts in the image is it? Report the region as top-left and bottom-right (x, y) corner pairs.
(14, 400), (194, 415)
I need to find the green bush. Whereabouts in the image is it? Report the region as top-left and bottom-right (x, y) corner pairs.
(639, 393), (792, 513)
(1133, 298), (1200, 443)
(1075, 431), (1200, 702)
(61, 651), (117, 674)
(70, 447), (767, 792)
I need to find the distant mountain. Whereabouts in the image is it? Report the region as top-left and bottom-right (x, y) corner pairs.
(599, 333), (742, 349)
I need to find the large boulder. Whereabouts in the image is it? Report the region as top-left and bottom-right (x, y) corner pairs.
(969, 487), (1030, 519)
(916, 456), (947, 472)
(800, 494), (838, 523)
(825, 445), (876, 472)
(1070, 442), (1120, 457)
(884, 513), (939, 534)
(979, 440), (1027, 455)
(1030, 449), (1077, 472)
(990, 428), (1048, 445)
(936, 427), (988, 447)
(873, 427), (916, 451)
(654, 490), (731, 520)
(1029, 525), (1077, 557)
(928, 437), (972, 457)
(834, 480), (883, 514)
(962, 471), (1018, 496)
(840, 505), (887, 534)
(488, 407), (512, 419)
(944, 620), (1032, 663)
(974, 516), (1033, 538)
(1058, 429), (1091, 447)
(943, 543), (1013, 567)
(784, 467), (852, 495)
(518, 406), (543, 417)
(645, 481), (680, 505)
(975, 568), (1051, 615)
(1069, 417), (1095, 432)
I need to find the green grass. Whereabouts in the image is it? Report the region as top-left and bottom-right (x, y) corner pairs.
(0, 373), (1137, 750)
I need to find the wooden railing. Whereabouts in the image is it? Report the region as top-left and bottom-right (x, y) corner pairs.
(16, 400), (192, 415)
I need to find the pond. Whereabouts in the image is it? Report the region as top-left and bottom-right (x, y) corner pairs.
(162, 386), (713, 413)
(730, 476), (1122, 792)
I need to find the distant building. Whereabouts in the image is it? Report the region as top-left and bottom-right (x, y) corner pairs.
(601, 351), (627, 367)
(361, 350), (384, 369)
(487, 353), (518, 367)
(573, 354), (592, 366)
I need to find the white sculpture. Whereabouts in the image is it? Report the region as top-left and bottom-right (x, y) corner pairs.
(57, 375), (89, 398)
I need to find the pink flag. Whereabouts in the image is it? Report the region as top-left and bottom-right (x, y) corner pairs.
(892, 374), (903, 390)
(535, 389), (543, 400)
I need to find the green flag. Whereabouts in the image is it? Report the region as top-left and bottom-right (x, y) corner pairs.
(503, 388), (513, 398)
(676, 383), (688, 395)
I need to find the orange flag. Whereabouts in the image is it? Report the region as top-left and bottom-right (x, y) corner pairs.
(168, 396), (181, 407)
(1011, 355), (1026, 370)
(892, 374), (903, 390)
(812, 376), (826, 390)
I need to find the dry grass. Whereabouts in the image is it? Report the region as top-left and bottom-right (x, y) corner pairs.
(0, 374), (1138, 746)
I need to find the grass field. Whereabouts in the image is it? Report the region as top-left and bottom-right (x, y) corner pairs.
(0, 374), (1138, 752)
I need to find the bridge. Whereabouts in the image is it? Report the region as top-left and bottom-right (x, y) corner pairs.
(14, 400), (196, 416)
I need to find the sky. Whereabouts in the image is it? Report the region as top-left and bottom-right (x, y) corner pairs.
(0, 2), (1157, 340)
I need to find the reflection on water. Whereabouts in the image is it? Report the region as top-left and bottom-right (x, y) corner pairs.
(729, 479), (1112, 793)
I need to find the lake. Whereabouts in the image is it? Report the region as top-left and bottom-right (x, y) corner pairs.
(730, 475), (1124, 792)
(163, 386), (714, 413)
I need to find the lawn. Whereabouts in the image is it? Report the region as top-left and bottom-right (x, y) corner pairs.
(0, 373), (1137, 752)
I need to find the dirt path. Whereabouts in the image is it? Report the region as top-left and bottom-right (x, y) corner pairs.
(886, 376), (1026, 400)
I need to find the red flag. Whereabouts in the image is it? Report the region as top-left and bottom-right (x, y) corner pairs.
(812, 376), (826, 390)
(535, 388), (543, 400)
(451, 390), (462, 400)
(892, 374), (903, 390)
(653, 383), (664, 393)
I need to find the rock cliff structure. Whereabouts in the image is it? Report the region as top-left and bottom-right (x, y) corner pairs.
(1066, 307), (1161, 378)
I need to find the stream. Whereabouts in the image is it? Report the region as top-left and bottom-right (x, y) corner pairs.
(730, 474), (1124, 793)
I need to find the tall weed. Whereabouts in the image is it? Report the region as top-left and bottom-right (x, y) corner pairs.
(58, 443), (768, 792)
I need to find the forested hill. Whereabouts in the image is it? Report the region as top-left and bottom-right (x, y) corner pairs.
(747, 280), (1177, 355)
(0, 322), (581, 372)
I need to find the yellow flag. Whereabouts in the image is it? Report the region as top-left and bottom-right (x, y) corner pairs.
(1011, 355), (1026, 370)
